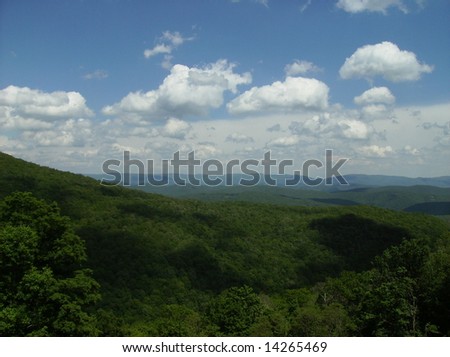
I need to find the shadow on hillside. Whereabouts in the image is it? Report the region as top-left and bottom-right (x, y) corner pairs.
(309, 213), (412, 271)
(404, 202), (450, 215)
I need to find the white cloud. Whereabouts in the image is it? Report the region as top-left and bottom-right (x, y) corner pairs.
(24, 130), (75, 147)
(22, 118), (93, 148)
(0, 85), (93, 120)
(161, 117), (191, 139)
(360, 104), (391, 120)
(0, 85), (93, 133)
(102, 60), (252, 120)
(191, 143), (220, 159)
(227, 76), (329, 115)
(0, 108), (53, 130)
(83, 69), (109, 80)
(290, 112), (372, 140)
(161, 31), (187, 46)
(267, 135), (300, 147)
(144, 44), (172, 58)
(144, 31), (194, 61)
(161, 55), (174, 70)
(354, 87), (395, 105)
(291, 114), (331, 136)
(300, 0), (312, 13)
(339, 41), (433, 82)
(284, 60), (320, 76)
(339, 119), (371, 139)
(359, 144), (394, 157)
(226, 132), (255, 143)
(336, 0), (408, 14)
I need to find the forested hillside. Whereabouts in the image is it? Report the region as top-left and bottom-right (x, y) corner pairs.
(1, 152), (449, 336)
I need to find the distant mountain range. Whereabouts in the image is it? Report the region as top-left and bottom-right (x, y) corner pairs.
(333, 174), (450, 189)
(91, 173), (450, 218)
(90, 173), (450, 189)
(3, 154), (448, 217)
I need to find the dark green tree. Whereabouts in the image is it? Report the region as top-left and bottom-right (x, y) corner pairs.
(0, 192), (100, 336)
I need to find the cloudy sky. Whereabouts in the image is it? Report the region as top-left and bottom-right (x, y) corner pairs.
(0, 0), (449, 177)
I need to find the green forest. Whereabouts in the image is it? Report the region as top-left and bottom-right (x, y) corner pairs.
(1, 152), (449, 336)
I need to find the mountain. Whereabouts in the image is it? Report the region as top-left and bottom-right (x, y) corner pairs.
(1, 151), (450, 337)
(91, 171), (450, 216)
(335, 174), (450, 188)
(89, 172), (450, 189)
(134, 183), (450, 217)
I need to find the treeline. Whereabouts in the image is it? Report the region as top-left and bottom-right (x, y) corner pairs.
(0, 152), (449, 336)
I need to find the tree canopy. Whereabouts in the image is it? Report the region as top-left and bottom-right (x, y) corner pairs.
(0, 192), (100, 336)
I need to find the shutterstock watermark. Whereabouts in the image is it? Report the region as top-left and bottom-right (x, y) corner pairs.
(101, 149), (349, 187)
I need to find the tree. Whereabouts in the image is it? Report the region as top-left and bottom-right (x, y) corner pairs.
(207, 286), (264, 336)
(360, 239), (429, 336)
(0, 192), (100, 336)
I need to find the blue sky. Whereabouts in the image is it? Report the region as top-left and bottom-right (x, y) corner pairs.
(0, 0), (449, 177)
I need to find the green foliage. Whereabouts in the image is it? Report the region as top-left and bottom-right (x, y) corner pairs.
(208, 286), (264, 336)
(290, 302), (354, 337)
(1, 152), (450, 336)
(0, 192), (100, 336)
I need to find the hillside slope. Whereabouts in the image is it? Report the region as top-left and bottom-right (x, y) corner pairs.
(1, 152), (450, 336)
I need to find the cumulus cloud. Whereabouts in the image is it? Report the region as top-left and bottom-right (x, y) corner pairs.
(284, 60), (321, 76)
(161, 117), (191, 139)
(0, 109), (53, 130)
(354, 87), (395, 105)
(190, 143), (220, 159)
(339, 119), (371, 139)
(267, 135), (300, 147)
(339, 41), (433, 82)
(336, 0), (408, 14)
(227, 76), (329, 115)
(22, 118), (93, 147)
(144, 31), (193, 61)
(290, 112), (372, 140)
(360, 104), (392, 120)
(0, 85), (93, 133)
(226, 132), (255, 143)
(290, 115), (332, 137)
(102, 60), (252, 120)
(0, 85), (93, 120)
(359, 144), (394, 157)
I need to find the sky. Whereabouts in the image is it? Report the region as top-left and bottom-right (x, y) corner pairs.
(0, 0), (449, 177)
